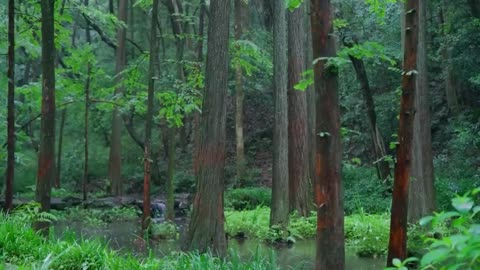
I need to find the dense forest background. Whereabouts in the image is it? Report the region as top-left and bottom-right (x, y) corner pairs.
(1, 0), (480, 269)
(1, 0), (478, 208)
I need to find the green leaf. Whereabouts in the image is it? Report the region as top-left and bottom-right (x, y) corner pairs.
(452, 197), (474, 213)
(392, 258), (402, 267)
(419, 216), (434, 226)
(420, 248), (450, 266)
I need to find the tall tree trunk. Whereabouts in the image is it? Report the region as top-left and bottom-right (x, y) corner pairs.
(408, 0), (435, 223)
(36, 0), (56, 233)
(184, 0), (230, 256)
(143, 0), (159, 232)
(387, 0), (419, 265)
(192, 0), (206, 176)
(310, 0), (345, 268)
(305, 1), (316, 193)
(270, 0), (289, 231)
(234, 0), (248, 185)
(4, 0), (15, 212)
(108, 0), (127, 196)
(344, 40), (390, 181)
(83, 0), (92, 201)
(287, 4), (310, 216)
(55, 109), (66, 189)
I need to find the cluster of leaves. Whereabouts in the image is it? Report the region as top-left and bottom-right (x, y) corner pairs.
(52, 206), (138, 226)
(388, 190), (480, 270)
(224, 187), (271, 211)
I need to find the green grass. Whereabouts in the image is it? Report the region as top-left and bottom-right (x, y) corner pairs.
(0, 212), (282, 270)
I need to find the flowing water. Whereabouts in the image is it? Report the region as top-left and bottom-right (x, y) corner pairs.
(53, 220), (385, 270)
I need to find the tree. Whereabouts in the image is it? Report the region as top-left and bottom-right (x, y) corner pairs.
(387, 0), (419, 265)
(4, 0), (15, 212)
(270, 0), (289, 230)
(287, 3), (311, 216)
(36, 0), (56, 232)
(408, 0), (435, 223)
(83, 0), (93, 202)
(108, 0), (127, 196)
(343, 38), (390, 181)
(184, 0), (230, 256)
(310, 0), (345, 268)
(234, 0), (248, 184)
(143, 0), (159, 231)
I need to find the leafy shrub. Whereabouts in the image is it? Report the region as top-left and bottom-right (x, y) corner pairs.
(345, 213), (391, 257)
(150, 221), (179, 240)
(224, 187), (271, 210)
(343, 164), (391, 214)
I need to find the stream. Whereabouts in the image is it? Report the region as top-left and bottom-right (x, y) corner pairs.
(53, 220), (385, 270)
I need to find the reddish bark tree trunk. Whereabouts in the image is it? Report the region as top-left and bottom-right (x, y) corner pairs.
(143, 0), (159, 231)
(310, 0), (345, 268)
(108, 0), (127, 196)
(36, 0), (56, 233)
(387, 0), (419, 265)
(4, 0), (15, 212)
(288, 4), (311, 216)
(185, 0), (230, 256)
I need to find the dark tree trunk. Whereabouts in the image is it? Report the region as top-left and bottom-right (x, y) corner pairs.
(234, 0), (248, 184)
(343, 40), (390, 181)
(143, 0), (159, 232)
(408, 0), (435, 223)
(192, 0), (206, 176)
(83, 0), (92, 201)
(387, 0), (419, 265)
(108, 0), (127, 196)
(270, 0), (289, 230)
(55, 109), (66, 189)
(310, 0), (345, 268)
(36, 0), (56, 233)
(4, 0), (15, 212)
(288, 4), (311, 216)
(305, 1), (316, 194)
(184, 0), (230, 256)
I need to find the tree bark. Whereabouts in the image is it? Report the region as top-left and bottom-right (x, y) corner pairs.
(192, 0), (206, 176)
(184, 0), (230, 256)
(234, 0), (248, 185)
(143, 0), (159, 232)
(310, 0), (345, 268)
(83, 0), (92, 201)
(270, 0), (289, 230)
(343, 39), (390, 181)
(55, 109), (66, 189)
(108, 0), (127, 196)
(4, 0), (15, 212)
(408, 0), (435, 223)
(36, 0), (56, 233)
(387, 0), (419, 265)
(287, 4), (311, 216)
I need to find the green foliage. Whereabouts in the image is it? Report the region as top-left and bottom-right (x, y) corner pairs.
(52, 206), (138, 227)
(0, 213), (282, 270)
(150, 221), (179, 240)
(225, 187), (271, 211)
(343, 164), (391, 214)
(231, 39), (273, 78)
(345, 213), (391, 257)
(387, 190), (480, 270)
(13, 202), (58, 224)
